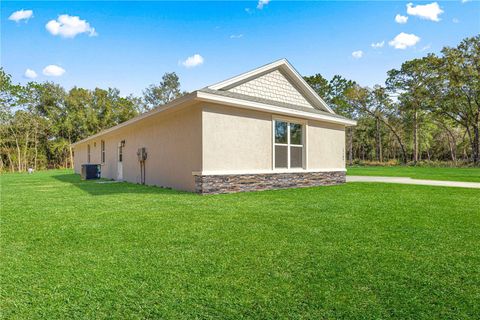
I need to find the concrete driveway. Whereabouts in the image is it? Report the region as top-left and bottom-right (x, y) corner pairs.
(347, 176), (480, 189)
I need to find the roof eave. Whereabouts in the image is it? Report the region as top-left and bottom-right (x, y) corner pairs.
(196, 91), (357, 127)
(71, 91), (199, 147)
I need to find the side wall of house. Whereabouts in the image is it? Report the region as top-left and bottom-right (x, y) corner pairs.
(201, 104), (346, 173)
(202, 104), (273, 172)
(73, 105), (202, 192)
(307, 120), (345, 170)
(73, 143), (88, 173)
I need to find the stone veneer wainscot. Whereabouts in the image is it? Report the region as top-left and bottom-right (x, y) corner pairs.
(194, 171), (346, 194)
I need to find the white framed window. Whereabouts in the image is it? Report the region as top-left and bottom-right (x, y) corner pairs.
(87, 144), (91, 163)
(118, 140), (125, 162)
(273, 119), (305, 169)
(101, 140), (105, 164)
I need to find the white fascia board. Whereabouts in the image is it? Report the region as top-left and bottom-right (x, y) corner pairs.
(71, 92), (198, 146)
(280, 60), (335, 114)
(196, 91), (357, 127)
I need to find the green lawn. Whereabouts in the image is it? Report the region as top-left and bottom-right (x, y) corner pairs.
(1, 170), (479, 319)
(347, 166), (480, 182)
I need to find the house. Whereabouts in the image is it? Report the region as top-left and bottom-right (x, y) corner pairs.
(72, 59), (356, 194)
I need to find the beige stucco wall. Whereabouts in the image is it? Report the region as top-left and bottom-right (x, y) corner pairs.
(73, 105), (202, 192)
(202, 104), (273, 172)
(73, 143), (88, 173)
(73, 102), (346, 192)
(307, 120), (345, 170)
(201, 104), (346, 173)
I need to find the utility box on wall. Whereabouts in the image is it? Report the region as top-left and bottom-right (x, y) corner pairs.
(137, 147), (147, 161)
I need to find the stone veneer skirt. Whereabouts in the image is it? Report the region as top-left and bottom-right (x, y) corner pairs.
(194, 171), (346, 194)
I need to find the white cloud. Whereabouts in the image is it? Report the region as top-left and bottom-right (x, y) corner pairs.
(371, 41), (385, 49)
(8, 9), (33, 22)
(42, 65), (66, 77)
(181, 54), (204, 68)
(461, 0), (471, 3)
(406, 2), (444, 22)
(389, 32), (421, 49)
(230, 34), (244, 39)
(257, 0), (270, 9)
(352, 50), (363, 59)
(452, 18), (460, 23)
(24, 69), (38, 79)
(395, 14), (408, 24)
(46, 14), (97, 38)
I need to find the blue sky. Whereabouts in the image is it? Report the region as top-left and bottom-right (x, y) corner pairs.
(2, 1), (479, 96)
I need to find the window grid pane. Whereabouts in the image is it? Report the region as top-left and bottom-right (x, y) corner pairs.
(275, 145), (288, 168)
(290, 146), (303, 168)
(275, 121), (288, 144)
(290, 123), (303, 145)
(274, 121), (304, 169)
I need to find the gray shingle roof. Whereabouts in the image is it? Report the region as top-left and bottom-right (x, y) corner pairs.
(198, 88), (351, 121)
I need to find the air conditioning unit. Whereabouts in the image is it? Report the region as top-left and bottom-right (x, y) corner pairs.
(137, 147), (147, 161)
(81, 164), (101, 180)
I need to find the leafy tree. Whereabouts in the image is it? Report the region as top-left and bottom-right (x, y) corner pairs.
(428, 36), (480, 164)
(304, 74), (357, 163)
(1, 36), (479, 171)
(386, 56), (436, 164)
(345, 84), (408, 163)
(142, 72), (187, 111)
(304, 74), (331, 102)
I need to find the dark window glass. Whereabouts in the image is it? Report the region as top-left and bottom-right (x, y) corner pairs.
(87, 145), (91, 163)
(275, 145), (288, 168)
(275, 121), (288, 144)
(101, 141), (105, 163)
(290, 123), (303, 145)
(290, 146), (303, 168)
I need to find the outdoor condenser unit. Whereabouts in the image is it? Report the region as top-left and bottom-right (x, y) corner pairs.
(137, 147), (147, 161)
(81, 164), (101, 180)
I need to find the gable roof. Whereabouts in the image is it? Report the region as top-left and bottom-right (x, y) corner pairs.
(208, 59), (335, 114)
(72, 59), (355, 146)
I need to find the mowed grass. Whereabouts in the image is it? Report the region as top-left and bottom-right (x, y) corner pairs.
(347, 166), (480, 182)
(1, 170), (479, 319)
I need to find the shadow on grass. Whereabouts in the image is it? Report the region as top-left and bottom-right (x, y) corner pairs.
(53, 173), (190, 196)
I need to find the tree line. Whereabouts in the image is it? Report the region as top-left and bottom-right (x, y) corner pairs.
(304, 35), (479, 166)
(0, 72), (184, 172)
(1, 35), (478, 172)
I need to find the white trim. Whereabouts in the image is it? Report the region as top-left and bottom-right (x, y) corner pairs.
(272, 118), (305, 170)
(271, 119), (275, 170)
(100, 140), (105, 164)
(305, 120), (309, 169)
(197, 91), (356, 126)
(208, 59), (335, 114)
(192, 168), (346, 176)
(272, 114), (307, 125)
(117, 141), (124, 181)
